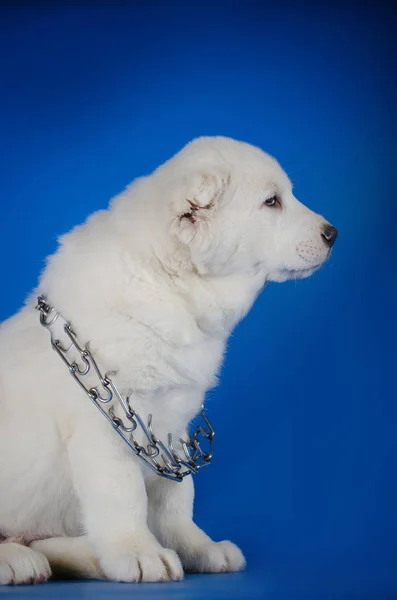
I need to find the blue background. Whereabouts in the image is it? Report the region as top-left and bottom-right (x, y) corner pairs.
(1, 1), (396, 599)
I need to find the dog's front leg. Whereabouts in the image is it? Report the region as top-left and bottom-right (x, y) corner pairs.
(147, 474), (246, 573)
(68, 421), (183, 582)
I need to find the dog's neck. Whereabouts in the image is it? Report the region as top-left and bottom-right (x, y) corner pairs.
(145, 240), (265, 340)
(110, 189), (266, 340)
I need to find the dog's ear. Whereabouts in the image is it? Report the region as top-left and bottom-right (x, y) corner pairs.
(174, 170), (229, 245)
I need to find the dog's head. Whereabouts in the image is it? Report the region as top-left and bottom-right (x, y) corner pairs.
(166, 136), (337, 282)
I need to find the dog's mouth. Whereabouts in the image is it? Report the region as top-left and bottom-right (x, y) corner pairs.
(267, 263), (322, 283)
(284, 263), (321, 279)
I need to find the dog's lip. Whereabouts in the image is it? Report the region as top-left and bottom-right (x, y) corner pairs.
(285, 263), (321, 275)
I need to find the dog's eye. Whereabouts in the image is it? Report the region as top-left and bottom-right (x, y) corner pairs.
(263, 195), (280, 208)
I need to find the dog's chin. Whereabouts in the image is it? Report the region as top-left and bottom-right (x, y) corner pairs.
(268, 264), (321, 283)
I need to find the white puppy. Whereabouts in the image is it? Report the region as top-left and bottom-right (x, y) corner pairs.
(0, 137), (337, 584)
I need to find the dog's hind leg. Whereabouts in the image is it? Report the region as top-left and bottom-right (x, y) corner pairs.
(0, 541), (51, 585)
(30, 536), (102, 580)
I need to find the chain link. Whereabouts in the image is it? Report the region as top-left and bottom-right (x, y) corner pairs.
(36, 295), (214, 482)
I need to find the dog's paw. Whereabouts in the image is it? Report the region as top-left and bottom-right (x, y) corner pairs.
(182, 540), (246, 573)
(0, 543), (51, 585)
(99, 542), (183, 583)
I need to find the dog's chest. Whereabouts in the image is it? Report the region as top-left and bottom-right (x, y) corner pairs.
(166, 334), (225, 387)
(109, 331), (225, 395)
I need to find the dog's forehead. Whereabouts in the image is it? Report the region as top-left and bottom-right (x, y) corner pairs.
(175, 137), (291, 194)
(190, 137), (291, 191)
(232, 152), (291, 193)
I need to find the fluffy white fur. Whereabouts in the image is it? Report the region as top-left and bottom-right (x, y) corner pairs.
(0, 137), (335, 584)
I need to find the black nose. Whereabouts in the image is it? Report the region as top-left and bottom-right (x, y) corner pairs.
(321, 224), (338, 248)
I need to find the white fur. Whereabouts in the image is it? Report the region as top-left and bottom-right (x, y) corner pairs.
(0, 137), (334, 583)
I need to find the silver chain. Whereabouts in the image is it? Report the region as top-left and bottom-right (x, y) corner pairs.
(35, 295), (214, 482)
